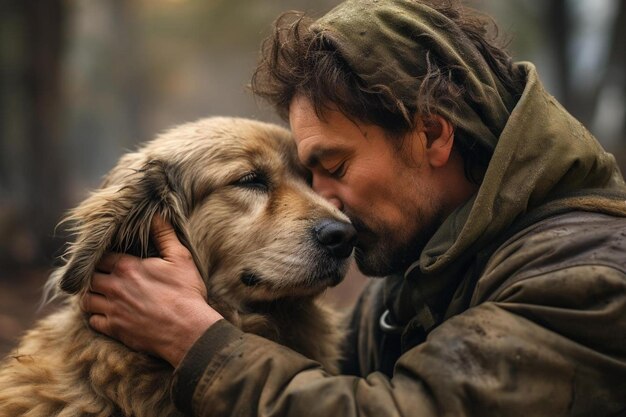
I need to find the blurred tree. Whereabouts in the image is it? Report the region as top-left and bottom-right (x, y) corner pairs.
(550, 0), (625, 142)
(544, 0), (625, 144)
(0, 0), (69, 271)
(545, 0), (572, 107)
(481, 0), (625, 147)
(587, 0), (625, 146)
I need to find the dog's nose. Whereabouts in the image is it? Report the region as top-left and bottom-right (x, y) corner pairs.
(314, 220), (356, 259)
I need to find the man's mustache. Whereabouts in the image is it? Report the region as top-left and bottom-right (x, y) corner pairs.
(344, 212), (374, 242)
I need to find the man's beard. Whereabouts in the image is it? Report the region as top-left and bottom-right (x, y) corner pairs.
(348, 208), (443, 277)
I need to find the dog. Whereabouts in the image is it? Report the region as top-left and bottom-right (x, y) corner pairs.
(0, 117), (355, 417)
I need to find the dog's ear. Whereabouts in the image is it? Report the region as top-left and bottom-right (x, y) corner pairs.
(48, 159), (191, 297)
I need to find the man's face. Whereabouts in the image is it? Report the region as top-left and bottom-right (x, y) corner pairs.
(289, 96), (445, 276)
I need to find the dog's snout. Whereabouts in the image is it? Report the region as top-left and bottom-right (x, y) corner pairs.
(314, 220), (356, 259)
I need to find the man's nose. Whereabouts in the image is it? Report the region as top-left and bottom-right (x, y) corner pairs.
(312, 176), (343, 211)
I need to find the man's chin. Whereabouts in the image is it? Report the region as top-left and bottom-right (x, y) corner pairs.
(350, 214), (428, 276)
(354, 238), (425, 277)
(354, 246), (397, 277)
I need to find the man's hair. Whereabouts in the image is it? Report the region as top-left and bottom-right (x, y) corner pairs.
(251, 0), (522, 182)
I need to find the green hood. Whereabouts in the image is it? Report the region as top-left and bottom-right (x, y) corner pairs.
(420, 62), (626, 276)
(397, 62), (626, 328)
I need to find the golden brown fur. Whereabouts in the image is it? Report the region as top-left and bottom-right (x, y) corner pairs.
(0, 117), (352, 416)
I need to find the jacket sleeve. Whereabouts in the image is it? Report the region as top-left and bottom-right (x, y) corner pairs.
(171, 265), (626, 417)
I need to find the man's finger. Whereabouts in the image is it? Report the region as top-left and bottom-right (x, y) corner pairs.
(151, 213), (186, 259)
(88, 314), (111, 337)
(91, 271), (112, 294)
(96, 253), (123, 273)
(80, 291), (109, 315)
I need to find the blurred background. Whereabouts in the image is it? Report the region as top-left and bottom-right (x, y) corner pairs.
(0, 0), (624, 355)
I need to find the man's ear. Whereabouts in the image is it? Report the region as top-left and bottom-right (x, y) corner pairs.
(421, 115), (455, 168)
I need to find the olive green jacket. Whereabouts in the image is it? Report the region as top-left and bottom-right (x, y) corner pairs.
(171, 64), (626, 416)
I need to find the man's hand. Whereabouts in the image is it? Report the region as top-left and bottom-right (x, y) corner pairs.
(80, 214), (223, 367)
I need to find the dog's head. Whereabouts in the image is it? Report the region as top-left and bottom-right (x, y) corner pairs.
(48, 117), (355, 309)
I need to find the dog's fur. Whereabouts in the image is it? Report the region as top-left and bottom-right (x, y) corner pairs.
(0, 117), (353, 417)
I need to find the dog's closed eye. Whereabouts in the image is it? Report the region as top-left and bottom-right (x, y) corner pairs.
(235, 171), (270, 192)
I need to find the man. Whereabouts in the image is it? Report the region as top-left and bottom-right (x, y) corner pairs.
(82, 0), (626, 415)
